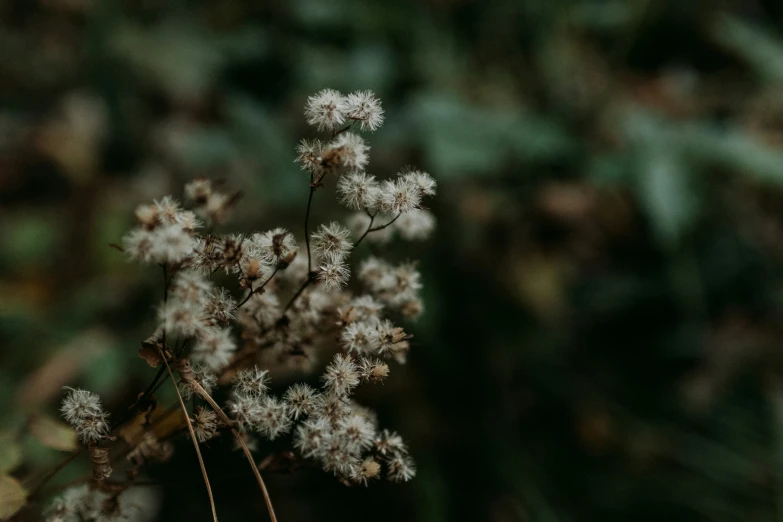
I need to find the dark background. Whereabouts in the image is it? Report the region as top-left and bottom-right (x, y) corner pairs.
(5, 0), (783, 521)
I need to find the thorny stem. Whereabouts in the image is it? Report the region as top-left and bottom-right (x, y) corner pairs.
(237, 266), (279, 310)
(354, 212), (402, 249)
(157, 346), (219, 522)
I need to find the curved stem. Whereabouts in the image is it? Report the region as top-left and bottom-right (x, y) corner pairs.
(354, 212), (401, 249)
(157, 346), (219, 522)
(237, 267), (279, 310)
(190, 381), (278, 522)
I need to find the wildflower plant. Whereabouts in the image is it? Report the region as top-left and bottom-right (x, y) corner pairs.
(41, 89), (435, 521)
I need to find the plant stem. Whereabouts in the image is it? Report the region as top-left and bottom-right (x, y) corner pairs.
(354, 212), (401, 248)
(236, 266), (279, 310)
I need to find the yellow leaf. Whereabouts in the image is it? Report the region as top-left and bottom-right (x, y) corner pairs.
(28, 415), (77, 452)
(0, 475), (27, 519)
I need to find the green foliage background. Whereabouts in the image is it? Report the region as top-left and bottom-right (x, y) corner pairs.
(5, 0), (783, 520)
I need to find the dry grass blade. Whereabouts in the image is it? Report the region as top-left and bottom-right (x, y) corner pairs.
(189, 380), (278, 522)
(157, 347), (219, 522)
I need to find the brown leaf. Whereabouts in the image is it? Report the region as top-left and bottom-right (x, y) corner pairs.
(0, 475), (27, 519)
(138, 344), (163, 368)
(28, 415), (77, 452)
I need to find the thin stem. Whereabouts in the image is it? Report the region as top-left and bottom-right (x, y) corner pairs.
(190, 381), (278, 522)
(281, 274), (314, 314)
(354, 212), (401, 248)
(353, 212), (376, 247)
(304, 184), (315, 275)
(236, 266), (279, 310)
(156, 346), (219, 522)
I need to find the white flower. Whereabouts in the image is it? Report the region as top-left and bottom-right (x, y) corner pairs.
(304, 89), (347, 131)
(378, 178), (422, 214)
(316, 253), (351, 292)
(395, 209), (436, 240)
(387, 453), (416, 482)
(294, 417), (332, 458)
(374, 429), (408, 456)
(153, 196), (183, 226)
(295, 138), (324, 175)
(351, 295), (385, 320)
(328, 132), (369, 171)
(122, 228), (155, 263)
(237, 291), (280, 330)
(336, 413), (376, 453)
(248, 228), (298, 267)
(311, 222), (353, 262)
(60, 387), (110, 444)
(341, 322), (380, 354)
(232, 368), (270, 399)
(336, 171), (380, 211)
(401, 169), (437, 197)
(284, 383), (319, 420)
(254, 396), (292, 440)
(191, 327), (236, 372)
(170, 270), (213, 302)
(190, 406), (219, 443)
(322, 353), (360, 396)
(227, 394), (262, 433)
(184, 177), (212, 205)
(203, 287), (237, 325)
(148, 224), (197, 264)
(344, 90), (384, 132)
(159, 300), (206, 339)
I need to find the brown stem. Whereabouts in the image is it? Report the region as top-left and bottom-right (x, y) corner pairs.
(354, 212), (401, 248)
(237, 266), (279, 310)
(156, 347), (219, 522)
(189, 381), (278, 522)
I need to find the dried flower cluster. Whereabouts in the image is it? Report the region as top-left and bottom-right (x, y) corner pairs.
(49, 89), (434, 520)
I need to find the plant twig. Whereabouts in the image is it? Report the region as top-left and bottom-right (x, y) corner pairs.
(156, 347), (219, 522)
(237, 267), (279, 310)
(189, 381), (278, 522)
(354, 212), (401, 248)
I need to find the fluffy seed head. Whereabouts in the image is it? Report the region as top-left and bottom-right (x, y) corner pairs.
(60, 387), (110, 444)
(343, 90), (384, 132)
(322, 353), (361, 396)
(401, 169), (437, 196)
(395, 209), (436, 241)
(378, 178), (422, 215)
(304, 89), (346, 131)
(284, 383), (319, 420)
(191, 327), (236, 372)
(325, 132), (369, 171)
(311, 222), (353, 262)
(254, 396), (293, 440)
(341, 322), (380, 354)
(316, 254), (351, 292)
(191, 406), (220, 443)
(336, 171), (381, 211)
(232, 367), (270, 399)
